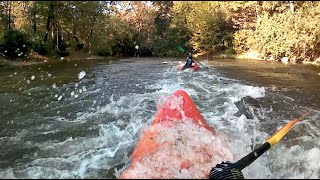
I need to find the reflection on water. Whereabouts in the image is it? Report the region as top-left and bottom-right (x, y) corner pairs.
(0, 57), (319, 179)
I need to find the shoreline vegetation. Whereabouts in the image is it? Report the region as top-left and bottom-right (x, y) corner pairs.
(1, 50), (320, 68)
(1, 1), (320, 68)
(0, 52), (108, 67)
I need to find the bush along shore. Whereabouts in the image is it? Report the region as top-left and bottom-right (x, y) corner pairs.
(0, 2), (320, 67)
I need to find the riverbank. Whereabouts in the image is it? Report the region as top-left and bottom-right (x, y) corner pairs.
(2, 50), (320, 68)
(196, 51), (320, 67)
(0, 52), (112, 68)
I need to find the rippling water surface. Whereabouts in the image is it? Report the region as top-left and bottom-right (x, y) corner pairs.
(0, 57), (319, 178)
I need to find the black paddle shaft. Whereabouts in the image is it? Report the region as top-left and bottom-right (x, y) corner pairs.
(233, 142), (271, 170)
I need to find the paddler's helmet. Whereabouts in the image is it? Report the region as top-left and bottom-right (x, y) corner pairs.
(187, 52), (192, 58)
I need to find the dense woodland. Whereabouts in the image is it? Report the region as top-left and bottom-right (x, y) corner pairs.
(0, 1), (320, 63)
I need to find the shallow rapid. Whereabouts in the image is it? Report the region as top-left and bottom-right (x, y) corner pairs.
(0, 57), (319, 178)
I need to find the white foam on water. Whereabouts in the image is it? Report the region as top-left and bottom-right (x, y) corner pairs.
(78, 71), (86, 80)
(182, 72), (267, 177)
(70, 93), (154, 123)
(145, 74), (198, 98)
(40, 129), (60, 135)
(57, 95), (63, 101)
(1, 62), (319, 179)
(0, 86), (163, 178)
(0, 119), (141, 178)
(131, 66), (320, 179)
(306, 148), (320, 178)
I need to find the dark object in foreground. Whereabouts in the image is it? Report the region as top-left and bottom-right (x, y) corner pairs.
(209, 161), (244, 179)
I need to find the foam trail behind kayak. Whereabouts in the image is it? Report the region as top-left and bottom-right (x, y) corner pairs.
(119, 90), (234, 179)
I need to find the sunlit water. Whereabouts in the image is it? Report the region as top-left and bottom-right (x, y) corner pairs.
(0, 57), (319, 179)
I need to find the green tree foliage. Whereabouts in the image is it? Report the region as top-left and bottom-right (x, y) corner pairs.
(0, 29), (31, 59)
(153, 1), (173, 37)
(152, 1), (175, 56)
(151, 1), (192, 57)
(222, 1), (259, 30)
(159, 1), (235, 56)
(186, 2), (234, 54)
(247, 1), (320, 61)
(233, 29), (254, 53)
(0, 1), (319, 62)
(107, 15), (138, 56)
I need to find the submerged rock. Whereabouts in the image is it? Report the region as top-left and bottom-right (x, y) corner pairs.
(234, 96), (261, 119)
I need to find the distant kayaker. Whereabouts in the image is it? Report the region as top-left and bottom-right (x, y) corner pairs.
(209, 161), (244, 179)
(182, 52), (195, 70)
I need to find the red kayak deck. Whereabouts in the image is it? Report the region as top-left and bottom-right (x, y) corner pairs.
(178, 63), (201, 71)
(119, 90), (233, 179)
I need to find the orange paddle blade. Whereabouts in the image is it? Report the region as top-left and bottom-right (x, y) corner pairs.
(267, 110), (312, 146)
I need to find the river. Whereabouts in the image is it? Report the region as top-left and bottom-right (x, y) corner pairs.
(0, 57), (319, 178)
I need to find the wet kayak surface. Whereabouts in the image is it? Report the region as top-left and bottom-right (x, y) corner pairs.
(120, 90), (234, 179)
(0, 57), (319, 179)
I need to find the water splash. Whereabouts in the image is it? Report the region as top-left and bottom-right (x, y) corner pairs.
(0, 59), (318, 179)
(78, 71), (86, 80)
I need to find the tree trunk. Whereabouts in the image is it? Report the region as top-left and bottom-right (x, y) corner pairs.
(55, 22), (58, 50)
(8, 1), (12, 30)
(289, 1), (295, 14)
(57, 23), (62, 50)
(51, 18), (55, 42)
(72, 27), (80, 44)
(88, 14), (96, 55)
(55, 21), (63, 50)
(44, 2), (54, 42)
(88, 18), (95, 55)
(32, 2), (37, 33)
(89, 28), (93, 55)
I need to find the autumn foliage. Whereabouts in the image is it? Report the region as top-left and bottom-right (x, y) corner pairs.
(0, 1), (319, 62)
